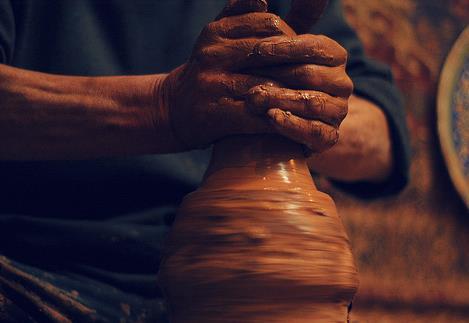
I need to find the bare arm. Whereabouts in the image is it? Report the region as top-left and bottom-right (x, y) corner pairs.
(0, 2), (352, 161)
(1, 1), (382, 168)
(307, 94), (393, 182)
(0, 64), (181, 160)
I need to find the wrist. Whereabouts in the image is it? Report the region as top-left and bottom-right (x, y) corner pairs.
(151, 72), (188, 152)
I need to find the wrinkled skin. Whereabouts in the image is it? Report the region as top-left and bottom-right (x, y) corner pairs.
(160, 0), (352, 152)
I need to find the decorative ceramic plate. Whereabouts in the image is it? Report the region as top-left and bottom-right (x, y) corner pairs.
(437, 26), (469, 210)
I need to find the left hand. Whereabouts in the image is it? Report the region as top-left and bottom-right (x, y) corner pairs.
(218, 0), (352, 153)
(244, 32), (352, 152)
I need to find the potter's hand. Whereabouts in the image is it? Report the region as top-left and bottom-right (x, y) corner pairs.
(208, 0), (349, 152)
(239, 0), (352, 152)
(159, 0), (301, 149)
(245, 33), (352, 152)
(160, 0), (345, 151)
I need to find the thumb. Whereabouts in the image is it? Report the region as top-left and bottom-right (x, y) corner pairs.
(285, 0), (329, 34)
(216, 0), (268, 20)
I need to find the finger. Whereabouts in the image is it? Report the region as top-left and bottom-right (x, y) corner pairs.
(187, 98), (273, 148)
(250, 63), (353, 97)
(201, 13), (295, 41)
(246, 86), (347, 126)
(210, 98), (274, 136)
(251, 34), (348, 67)
(198, 71), (282, 97)
(196, 34), (346, 71)
(267, 108), (339, 152)
(193, 37), (255, 69)
(285, 0), (329, 34)
(216, 0), (268, 20)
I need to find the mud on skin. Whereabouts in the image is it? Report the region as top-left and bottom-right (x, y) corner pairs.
(160, 0), (351, 152)
(159, 1), (359, 322)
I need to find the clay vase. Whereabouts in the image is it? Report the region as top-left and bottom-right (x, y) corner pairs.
(158, 135), (359, 323)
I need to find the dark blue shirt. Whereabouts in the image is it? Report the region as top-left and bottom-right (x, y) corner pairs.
(0, 1), (410, 318)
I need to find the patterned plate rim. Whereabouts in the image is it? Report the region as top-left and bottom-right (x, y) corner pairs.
(437, 26), (469, 210)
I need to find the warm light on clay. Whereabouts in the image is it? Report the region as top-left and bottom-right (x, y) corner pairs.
(159, 135), (359, 322)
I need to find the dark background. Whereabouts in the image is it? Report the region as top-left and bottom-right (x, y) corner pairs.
(320, 1), (469, 321)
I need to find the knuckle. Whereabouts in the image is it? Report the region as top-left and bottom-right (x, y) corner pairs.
(247, 83), (276, 109)
(309, 124), (338, 150)
(338, 75), (354, 98)
(315, 34), (348, 65)
(338, 45), (348, 64)
(195, 72), (212, 91)
(339, 46), (348, 64)
(344, 75), (354, 96)
(310, 34), (330, 49)
(303, 64), (317, 75)
(272, 109), (286, 125)
(264, 14), (282, 32)
(294, 64), (315, 83)
(194, 46), (221, 65)
(219, 78), (238, 95)
(306, 93), (326, 115)
(248, 84), (268, 97)
(197, 72), (230, 96)
(342, 47), (349, 64)
(337, 101), (348, 122)
(333, 68), (354, 97)
(295, 92), (316, 116)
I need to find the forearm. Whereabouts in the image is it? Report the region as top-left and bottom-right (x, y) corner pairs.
(307, 95), (393, 182)
(0, 64), (181, 160)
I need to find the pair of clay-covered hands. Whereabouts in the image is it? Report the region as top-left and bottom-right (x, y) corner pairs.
(160, 0), (352, 152)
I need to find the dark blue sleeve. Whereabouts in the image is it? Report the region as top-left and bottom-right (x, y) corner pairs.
(0, 0), (15, 64)
(270, 0), (411, 197)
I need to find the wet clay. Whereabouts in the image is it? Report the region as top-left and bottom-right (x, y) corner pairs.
(159, 135), (359, 322)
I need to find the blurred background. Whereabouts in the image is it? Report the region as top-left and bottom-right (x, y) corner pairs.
(317, 1), (469, 321)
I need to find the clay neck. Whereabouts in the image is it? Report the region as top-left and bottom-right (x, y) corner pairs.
(202, 134), (316, 191)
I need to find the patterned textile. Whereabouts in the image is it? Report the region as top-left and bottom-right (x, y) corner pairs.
(0, 256), (167, 323)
